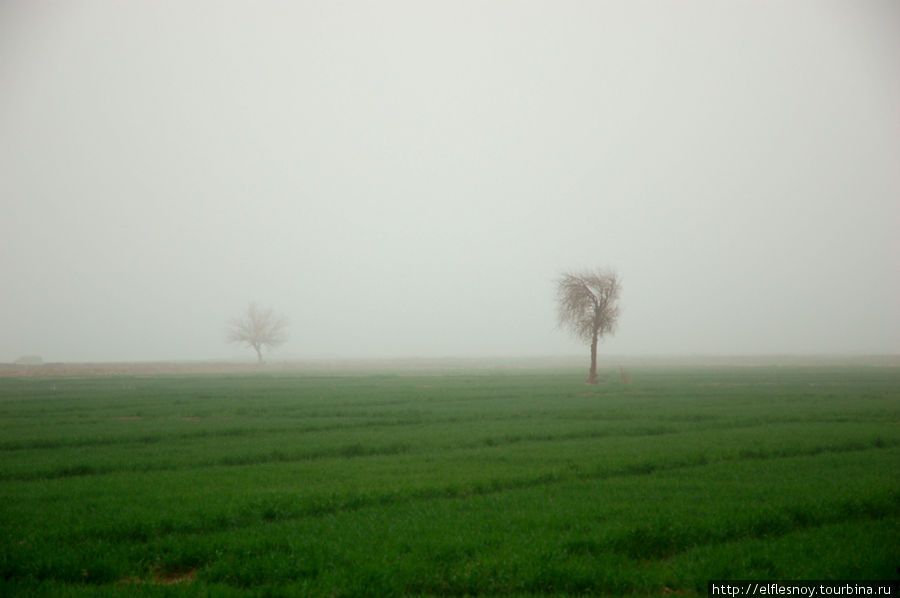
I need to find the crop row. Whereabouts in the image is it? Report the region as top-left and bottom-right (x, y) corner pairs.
(3, 447), (896, 592)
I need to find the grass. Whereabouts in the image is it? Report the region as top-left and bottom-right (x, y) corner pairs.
(0, 365), (898, 596)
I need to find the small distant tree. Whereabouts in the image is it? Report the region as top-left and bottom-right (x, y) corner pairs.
(556, 269), (621, 384)
(226, 303), (289, 363)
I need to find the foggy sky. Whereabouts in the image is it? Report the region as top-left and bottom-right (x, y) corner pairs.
(2, 1), (898, 362)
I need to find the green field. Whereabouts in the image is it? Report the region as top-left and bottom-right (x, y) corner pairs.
(1, 365), (898, 597)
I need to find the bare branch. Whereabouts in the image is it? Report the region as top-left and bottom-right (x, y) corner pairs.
(226, 303), (289, 363)
(556, 268), (621, 384)
(557, 269), (620, 341)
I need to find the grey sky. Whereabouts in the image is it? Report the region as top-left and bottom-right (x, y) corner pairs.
(2, 1), (898, 362)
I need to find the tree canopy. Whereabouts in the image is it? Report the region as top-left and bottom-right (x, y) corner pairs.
(226, 303), (289, 363)
(557, 269), (621, 384)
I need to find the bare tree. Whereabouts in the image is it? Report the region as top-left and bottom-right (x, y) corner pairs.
(556, 269), (621, 384)
(226, 303), (289, 363)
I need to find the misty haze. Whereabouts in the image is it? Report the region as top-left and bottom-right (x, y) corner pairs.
(1, 3), (899, 596)
(2, 1), (898, 364)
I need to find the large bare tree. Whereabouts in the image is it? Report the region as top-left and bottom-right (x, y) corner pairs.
(556, 269), (621, 384)
(226, 303), (289, 363)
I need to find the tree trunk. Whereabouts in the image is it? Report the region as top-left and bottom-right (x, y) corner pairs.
(587, 331), (599, 384)
(254, 345), (263, 364)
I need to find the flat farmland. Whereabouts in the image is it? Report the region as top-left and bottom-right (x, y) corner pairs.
(1, 366), (897, 597)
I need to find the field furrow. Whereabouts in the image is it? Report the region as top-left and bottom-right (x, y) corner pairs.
(1, 366), (897, 596)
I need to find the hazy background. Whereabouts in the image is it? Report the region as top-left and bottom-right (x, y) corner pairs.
(2, 1), (898, 362)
